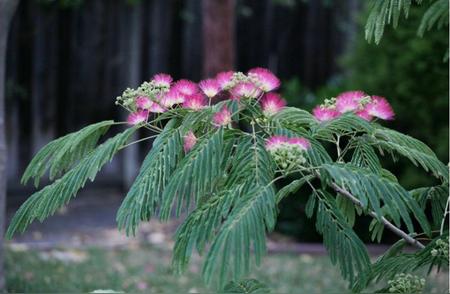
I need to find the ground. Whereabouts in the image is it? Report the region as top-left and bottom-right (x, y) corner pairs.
(5, 188), (449, 293)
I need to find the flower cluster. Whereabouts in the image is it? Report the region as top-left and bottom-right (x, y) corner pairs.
(116, 68), (286, 126)
(265, 135), (310, 170)
(431, 237), (449, 260)
(387, 273), (425, 293)
(312, 91), (394, 122)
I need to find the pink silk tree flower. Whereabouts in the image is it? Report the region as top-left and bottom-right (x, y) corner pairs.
(135, 96), (153, 109)
(288, 137), (311, 151)
(183, 93), (207, 111)
(261, 93), (286, 116)
(149, 102), (166, 113)
(212, 106), (232, 126)
(265, 135), (288, 151)
(199, 79), (221, 98)
(365, 96), (395, 120)
(312, 106), (340, 122)
(230, 82), (262, 99)
(355, 109), (373, 121)
(152, 73), (173, 87)
(183, 131), (197, 153)
(248, 67), (280, 92)
(127, 109), (148, 125)
(216, 71), (234, 90)
(335, 91), (366, 113)
(173, 79), (198, 96)
(160, 89), (184, 108)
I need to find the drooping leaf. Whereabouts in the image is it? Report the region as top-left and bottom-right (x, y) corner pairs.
(117, 120), (183, 235)
(7, 127), (137, 238)
(202, 184), (276, 288)
(312, 113), (374, 141)
(418, 0), (449, 36)
(172, 184), (245, 274)
(372, 127), (449, 181)
(275, 175), (314, 204)
(312, 190), (371, 285)
(353, 234), (449, 292)
(159, 128), (224, 220)
(202, 137), (276, 287)
(21, 120), (115, 186)
(321, 163), (431, 236)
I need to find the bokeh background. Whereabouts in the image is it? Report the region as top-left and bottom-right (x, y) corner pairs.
(3, 0), (449, 292)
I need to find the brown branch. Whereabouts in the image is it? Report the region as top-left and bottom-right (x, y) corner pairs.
(330, 182), (426, 249)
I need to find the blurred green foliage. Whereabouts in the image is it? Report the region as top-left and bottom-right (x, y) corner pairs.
(277, 4), (448, 241)
(342, 4), (449, 188)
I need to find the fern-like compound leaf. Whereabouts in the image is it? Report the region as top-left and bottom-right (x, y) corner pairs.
(7, 127), (137, 238)
(21, 120), (115, 186)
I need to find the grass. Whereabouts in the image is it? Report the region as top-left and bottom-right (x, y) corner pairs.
(5, 244), (449, 293)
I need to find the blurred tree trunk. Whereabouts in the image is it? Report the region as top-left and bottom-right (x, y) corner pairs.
(31, 4), (55, 154)
(119, 2), (143, 188)
(0, 0), (20, 290)
(182, 0), (202, 80)
(202, 0), (235, 77)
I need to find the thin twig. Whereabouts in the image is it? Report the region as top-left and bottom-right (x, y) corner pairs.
(330, 182), (426, 249)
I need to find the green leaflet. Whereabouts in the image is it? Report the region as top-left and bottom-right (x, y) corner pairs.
(350, 138), (382, 174)
(271, 107), (317, 129)
(410, 184), (449, 229)
(202, 136), (276, 287)
(275, 175), (314, 204)
(311, 113), (374, 141)
(372, 127), (449, 181)
(365, 0), (415, 44)
(172, 184), (245, 274)
(225, 135), (275, 187)
(202, 184), (276, 288)
(21, 120), (115, 186)
(7, 127), (137, 239)
(322, 163), (431, 236)
(159, 128), (224, 221)
(312, 190), (371, 285)
(353, 234), (449, 292)
(418, 0), (449, 36)
(117, 120), (183, 235)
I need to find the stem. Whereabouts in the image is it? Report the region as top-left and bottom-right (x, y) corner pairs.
(120, 134), (158, 150)
(335, 135), (341, 161)
(440, 197), (449, 235)
(330, 182), (425, 249)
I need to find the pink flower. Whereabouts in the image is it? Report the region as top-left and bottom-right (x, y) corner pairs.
(135, 96), (153, 109)
(127, 109), (148, 125)
(216, 71), (234, 90)
(199, 79), (221, 98)
(152, 73), (173, 87)
(173, 79), (198, 96)
(288, 137), (311, 151)
(261, 93), (286, 116)
(230, 82), (262, 99)
(160, 89), (185, 108)
(365, 96), (395, 120)
(212, 106), (232, 126)
(149, 102), (166, 113)
(355, 109), (373, 121)
(248, 67), (280, 92)
(265, 135), (288, 151)
(312, 106), (340, 122)
(183, 131), (197, 153)
(335, 91), (366, 113)
(183, 93), (207, 110)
